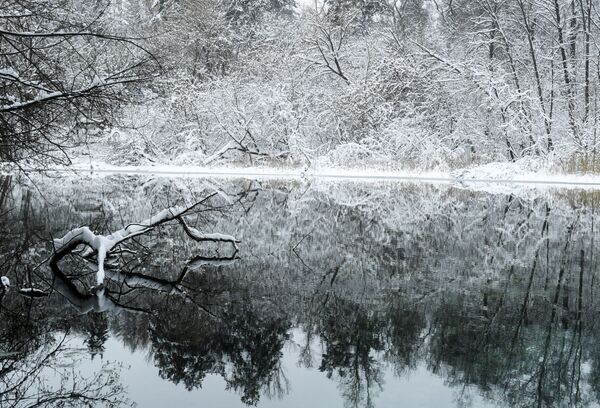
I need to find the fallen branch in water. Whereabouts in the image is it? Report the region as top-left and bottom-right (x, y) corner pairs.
(51, 193), (239, 287)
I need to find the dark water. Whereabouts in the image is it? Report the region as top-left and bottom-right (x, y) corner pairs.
(1, 174), (600, 407)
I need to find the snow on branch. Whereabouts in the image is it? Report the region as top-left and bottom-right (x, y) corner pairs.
(51, 193), (239, 286)
(177, 216), (240, 250)
(0, 77), (149, 113)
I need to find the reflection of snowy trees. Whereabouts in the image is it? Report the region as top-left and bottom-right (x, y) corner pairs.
(4, 176), (600, 405)
(313, 298), (386, 408)
(151, 290), (290, 405)
(0, 302), (130, 407)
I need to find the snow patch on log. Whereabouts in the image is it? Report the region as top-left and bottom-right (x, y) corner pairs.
(18, 287), (48, 297)
(177, 216), (240, 250)
(53, 199), (238, 286)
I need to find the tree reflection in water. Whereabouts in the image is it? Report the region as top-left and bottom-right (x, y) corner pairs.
(2, 175), (600, 407)
(0, 299), (130, 407)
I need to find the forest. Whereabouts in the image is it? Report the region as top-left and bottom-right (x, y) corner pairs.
(3, 0), (600, 173)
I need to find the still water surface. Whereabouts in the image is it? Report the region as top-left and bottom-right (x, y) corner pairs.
(1, 174), (599, 407)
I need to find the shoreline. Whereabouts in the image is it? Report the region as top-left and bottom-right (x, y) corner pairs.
(16, 161), (600, 190)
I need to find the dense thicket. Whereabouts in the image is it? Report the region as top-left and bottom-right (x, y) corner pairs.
(3, 0), (600, 171)
(0, 0), (158, 166)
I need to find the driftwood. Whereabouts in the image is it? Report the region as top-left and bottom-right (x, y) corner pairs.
(51, 193), (239, 287)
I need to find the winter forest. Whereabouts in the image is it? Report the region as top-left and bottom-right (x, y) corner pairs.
(4, 0), (600, 172)
(5, 1), (600, 408)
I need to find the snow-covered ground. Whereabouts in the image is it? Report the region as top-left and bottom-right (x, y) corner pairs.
(24, 156), (600, 193)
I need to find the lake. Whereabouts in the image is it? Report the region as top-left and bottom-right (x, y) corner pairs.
(1, 173), (599, 408)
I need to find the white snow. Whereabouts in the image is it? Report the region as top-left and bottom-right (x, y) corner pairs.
(53, 204), (239, 286)
(178, 217), (239, 249)
(90, 75), (105, 87)
(0, 91), (61, 111)
(34, 157), (600, 192)
(0, 67), (18, 78)
(0, 77), (120, 112)
(18, 287), (48, 297)
(203, 141), (237, 165)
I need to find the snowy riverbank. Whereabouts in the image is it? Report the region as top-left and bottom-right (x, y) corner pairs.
(18, 157), (600, 193)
